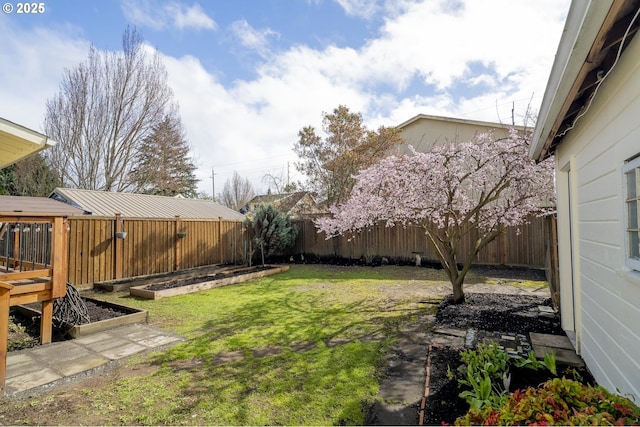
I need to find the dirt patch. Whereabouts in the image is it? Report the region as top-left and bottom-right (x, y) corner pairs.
(0, 361), (161, 426)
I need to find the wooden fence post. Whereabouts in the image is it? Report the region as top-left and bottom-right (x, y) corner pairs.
(219, 217), (224, 263)
(114, 214), (123, 280)
(51, 216), (67, 299)
(174, 216), (181, 271)
(0, 281), (14, 397)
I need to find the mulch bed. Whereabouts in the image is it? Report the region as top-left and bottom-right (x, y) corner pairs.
(422, 292), (595, 425)
(436, 293), (563, 335)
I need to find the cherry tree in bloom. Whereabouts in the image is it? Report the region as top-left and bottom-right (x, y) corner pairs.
(316, 129), (556, 303)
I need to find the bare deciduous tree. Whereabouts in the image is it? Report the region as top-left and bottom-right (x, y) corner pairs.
(262, 166), (298, 194)
(220, 171), (256, 211)
(44, 26), (174, 192)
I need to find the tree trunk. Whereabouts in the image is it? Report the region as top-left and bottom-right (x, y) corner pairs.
(451, 278), (465, 304)
(443, 258), (466, 304)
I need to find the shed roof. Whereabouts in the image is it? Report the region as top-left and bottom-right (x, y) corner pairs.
(50, 188), (245, 220)
(0, 117), (57, 169)
(0, 195), (85, 217)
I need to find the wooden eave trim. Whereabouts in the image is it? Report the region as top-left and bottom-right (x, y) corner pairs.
(540, 0), (629, 159)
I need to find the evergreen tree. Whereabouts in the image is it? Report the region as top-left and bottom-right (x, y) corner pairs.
(130, 114), (199, 197)
(245, 204), (298, 264)
(0, 165), (15, 195)
(0, 154), (61, 196)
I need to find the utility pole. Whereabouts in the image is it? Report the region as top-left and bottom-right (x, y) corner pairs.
(210, 167), (216, 201)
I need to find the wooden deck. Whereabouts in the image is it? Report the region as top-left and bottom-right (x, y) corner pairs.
(0, 213), (69, 395)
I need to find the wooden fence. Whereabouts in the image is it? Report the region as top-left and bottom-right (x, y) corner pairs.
(3, 213), (555, 288)
(292, 214), (550, 268)
(67, 216), (246, 287)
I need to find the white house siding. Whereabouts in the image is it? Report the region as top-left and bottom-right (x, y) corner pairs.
(554, 33), (640, 398)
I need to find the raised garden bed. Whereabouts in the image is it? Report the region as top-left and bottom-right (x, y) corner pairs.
(130, 265), (290, 299)
(15, 297), (148, 339)
(94, 264), (230, 292)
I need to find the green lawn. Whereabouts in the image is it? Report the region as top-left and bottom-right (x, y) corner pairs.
(67, 264), (449, 425)
(70, 265), (448, 425)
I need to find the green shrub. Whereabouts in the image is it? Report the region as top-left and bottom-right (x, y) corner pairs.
(454, 342), (558, 410)
(461, 342), (510, 383)
(456, 342), (511, 409)
(455, 377), (640, 426)
(245, 204), (298, 263)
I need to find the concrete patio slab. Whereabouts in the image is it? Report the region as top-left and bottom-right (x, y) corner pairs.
(4, 323), (184, 397)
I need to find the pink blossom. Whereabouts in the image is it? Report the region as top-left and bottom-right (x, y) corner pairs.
(316, 129), (555, 302)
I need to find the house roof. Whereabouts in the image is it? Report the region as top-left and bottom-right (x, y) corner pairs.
(530, 0), (640, 161)
(50, 188), (245, 220)
(0, 195), (85, 217)
(242, 191), (320, 216)
(0, 117), (57, 169)
(396, 114), (523, 132)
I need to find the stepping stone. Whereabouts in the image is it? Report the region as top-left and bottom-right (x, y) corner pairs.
(210, 350), (245, 366)
(529, 332), (584, 367)
(252, 346), (282, 358)
(290, 342), (317, 353)
(433, 327), (467, 338)
(529, 332), (574, 350)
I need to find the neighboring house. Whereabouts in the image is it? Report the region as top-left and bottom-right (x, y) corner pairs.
(395, 114), (525, 155)
(240, 191), (322, 218)
(0, 117), (56, 169)
(530, 0), (640, 398)
(50, 187), (245, 220)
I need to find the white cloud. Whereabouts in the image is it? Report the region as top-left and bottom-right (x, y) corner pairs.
(169, 3), (217, 30)
(229, 20), (279, 58)
(1, 0), (570, 194)
(334, 0), (382, 20)
(0, 16), (89, 132)
(121, 0), (216, 31)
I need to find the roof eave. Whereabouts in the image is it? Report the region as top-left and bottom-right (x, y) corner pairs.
(530, 0), (616, 161)
(0, 117), (58, 168)
(397, 113), (525, 131)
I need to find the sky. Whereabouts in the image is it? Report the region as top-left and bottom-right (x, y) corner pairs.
(1, 0), (571, 196)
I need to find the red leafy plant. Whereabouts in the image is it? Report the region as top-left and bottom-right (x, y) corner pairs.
(455, 377), (640, 426)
